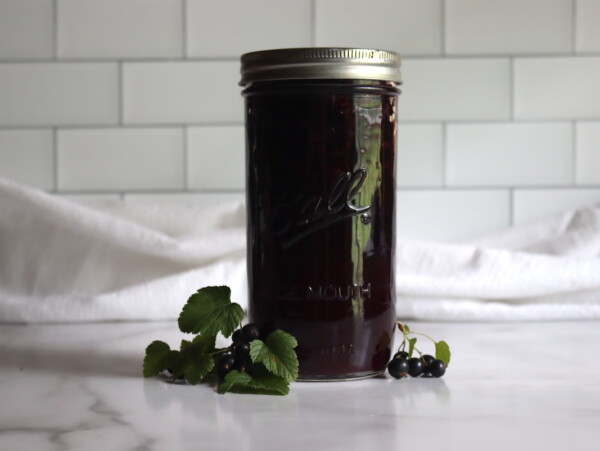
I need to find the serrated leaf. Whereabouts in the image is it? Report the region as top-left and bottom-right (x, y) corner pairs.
(177, 286), (244, 337)
(249, 329), (298, 382)
(181, 334), (216, 358)
(217, 366), (290, 395)
(177, 335), (217, 384)
(165, 350), (186, 379)
(180, 339), (192, 352)
(183, 353), (215, 385)
(435, 341), (451, 366)
(408, 337), (417, 357)
(143, 341), (171, 377)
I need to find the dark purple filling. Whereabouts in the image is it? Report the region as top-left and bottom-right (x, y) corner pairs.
(244, 80), (399, 378)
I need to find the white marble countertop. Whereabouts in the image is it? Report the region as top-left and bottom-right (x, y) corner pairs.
(1, 321), (599, 450)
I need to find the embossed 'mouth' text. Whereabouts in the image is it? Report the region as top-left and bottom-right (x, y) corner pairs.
(307, 283), (371, 301)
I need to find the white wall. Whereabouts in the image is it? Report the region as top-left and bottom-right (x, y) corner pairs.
(1, 0), (599, 242)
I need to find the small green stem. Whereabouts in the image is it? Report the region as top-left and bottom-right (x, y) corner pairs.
(407, 331), (437, 344)
(395, 321), (408, 353)
(210, 347), (232, 356)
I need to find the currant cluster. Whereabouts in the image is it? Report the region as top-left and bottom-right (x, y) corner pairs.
(216, 323), (261, 380)
(387, 352), (446, 379)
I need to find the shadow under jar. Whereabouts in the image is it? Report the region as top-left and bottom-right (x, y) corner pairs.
(240, 48), (402, 381)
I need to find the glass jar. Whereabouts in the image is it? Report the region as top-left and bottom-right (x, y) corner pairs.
(240, 48), (401, 380)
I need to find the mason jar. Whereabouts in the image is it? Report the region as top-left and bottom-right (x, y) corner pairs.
(240, 48), (401, 380)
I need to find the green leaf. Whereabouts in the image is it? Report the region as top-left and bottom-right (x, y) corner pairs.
(177, 286), (244, 338)
(408, 337), (417, 358)
(435, 341), (451, 366)
(165, 350), (186, 379)
(178, 335), (217, 384)
(217, 366), (290, 395)
(249, 329), (298, 382)
(403, 324), (411, 333)
(181, 334), (216, 357)
(183, 354), (215, 385)
(180, 339), (192, 353)
(143, 341), (172, 377)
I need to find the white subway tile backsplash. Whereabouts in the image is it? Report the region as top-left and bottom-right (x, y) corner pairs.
(0, 64), (118, 126)
(0, 0), (53, 59)
(187, 126), (245, 190)
(123, 62), (242, 124)
(514, 57), (600, 120)
(315, 0), (442, 56)
(398, 59), (510, 121)
(445, 0), (573, 55)
(447, 123), (573, 186)
(396, 190), (510, 241)
(0, 0), (596, 242)
(57, 128), (184, 191)
(576, 122), (600, 185)
(187, 0), (311, 57)
(397, 124), (443, 187)
(0, 130), (53, 189)
(57, 0), (182, 59)
(576, 0), (600, 53)
(513, 189), (600, 224)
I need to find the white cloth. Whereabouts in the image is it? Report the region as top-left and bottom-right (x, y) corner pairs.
(2, 177), (600, 323)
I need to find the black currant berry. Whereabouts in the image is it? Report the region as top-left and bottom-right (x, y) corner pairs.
(234, 342), (251, 360)
(421, 354), (435, 374)
(388, 358), (409, 379)
(393, 351), (409, 360)
(241, 323), (260, 342)
(235, 358), (255, 374)
(429, 359), (446, 378)
(216, 355), (236, 380)
(231, 329), (243, 345)
(407, 357), (423, 377)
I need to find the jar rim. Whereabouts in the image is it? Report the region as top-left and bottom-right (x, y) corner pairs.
(239, 47), (402, 85)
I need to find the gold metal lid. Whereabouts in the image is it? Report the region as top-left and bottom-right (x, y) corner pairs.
(240, 47), (402, 85)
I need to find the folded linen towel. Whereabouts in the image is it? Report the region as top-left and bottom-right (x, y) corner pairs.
(1, 177), (600, 323)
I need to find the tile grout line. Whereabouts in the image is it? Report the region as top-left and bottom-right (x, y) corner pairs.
(509, 188), (514, 225)
(572, 0), (577, 53)
(0, 122), (246, 130)
(572, 120), (577, 185)
(182, 0), (188, 58)
(183, 126), (189, 190)
(441, 122), (447, 187)
(509, 57), (514, 120)
(440, 0), (446, 56)
(52, 0), (58, 60)
(118, 61), (124, 126)
(310, 0), (317, 46)
(2, 119), (598, 131)
(3, 54), (600, 65)
(0, 57), (241, 64)
(52, 128), (58, 192)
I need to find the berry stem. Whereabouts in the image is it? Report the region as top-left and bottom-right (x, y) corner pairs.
(396, 321), (407, 352)
(396, 322), (408, 352)
(210, 347), (233, 356)
(407, 331), (438, 344)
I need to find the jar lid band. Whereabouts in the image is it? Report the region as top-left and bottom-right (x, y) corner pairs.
(239, 48), (402, 85)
